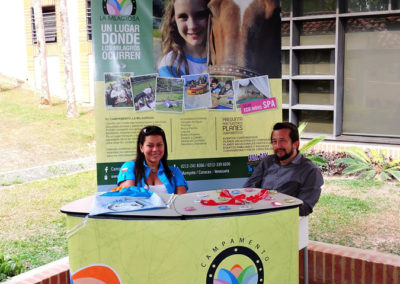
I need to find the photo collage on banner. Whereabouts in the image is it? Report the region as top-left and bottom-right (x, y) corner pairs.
(92, 0), (282, 191)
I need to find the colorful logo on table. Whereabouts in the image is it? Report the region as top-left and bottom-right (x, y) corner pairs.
(103, 0), (136, 15)
(71, 264), (121, 284)
(206, 246), (264, 284)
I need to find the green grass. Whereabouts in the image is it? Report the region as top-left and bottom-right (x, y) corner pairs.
(324, 178), (384, 188)
(0, 88), (95, 172)
(308, 178), (400, 254)
(155, 102), (183, 112)
(153, 29), (161, 38)
(156, 91), (183, 101)
(0, 89), (90, 123)
(132, 79), (156, 94)
(155, 92), (184, 112)
(0, 178), (23, 187)
(310, 193), (374, 233)
(0, 171), (97, 271)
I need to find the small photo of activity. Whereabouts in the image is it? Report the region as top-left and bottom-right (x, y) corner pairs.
(155, 77), (184, 113)
(104, 72), (134, 108)
(209, 76), (235, 110)
(130, 74), (157, 112)
(233, 75), (272, 109)
(182, 73), (211, 110)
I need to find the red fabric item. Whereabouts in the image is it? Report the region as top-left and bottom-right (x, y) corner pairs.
(246, 189), (269, 203)
(200, 189), (270, 206)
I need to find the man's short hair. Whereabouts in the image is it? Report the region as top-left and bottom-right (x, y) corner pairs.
(271, 122), (299, 144)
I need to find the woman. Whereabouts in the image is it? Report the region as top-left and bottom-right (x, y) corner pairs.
(157, 0), (209, 77)
(117, 126), (187, 194)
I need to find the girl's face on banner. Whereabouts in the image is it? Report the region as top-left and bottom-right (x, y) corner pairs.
(174, 0), (208, 49)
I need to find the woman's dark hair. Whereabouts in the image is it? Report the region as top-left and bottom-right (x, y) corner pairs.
(134, 125), (173, 187)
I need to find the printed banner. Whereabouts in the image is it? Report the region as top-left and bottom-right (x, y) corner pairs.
(68, 208), (298, 283)
(92, 0), (282, 190)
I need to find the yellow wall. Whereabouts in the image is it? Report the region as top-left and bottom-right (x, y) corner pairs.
(24, 0), (92, 103)
(77, 0), (92, 103)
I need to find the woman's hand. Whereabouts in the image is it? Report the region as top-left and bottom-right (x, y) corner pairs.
(175, 185), (187, 195)
(119, 179), (135, 188)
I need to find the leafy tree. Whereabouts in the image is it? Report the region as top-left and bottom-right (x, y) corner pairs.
(33, 0), (51, 106)
(335, 147), (400, 181)
(59, 0), (79, 118)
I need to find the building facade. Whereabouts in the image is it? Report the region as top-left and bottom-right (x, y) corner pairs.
(281, 0), (400, 140)
(21, 0), (93, 104)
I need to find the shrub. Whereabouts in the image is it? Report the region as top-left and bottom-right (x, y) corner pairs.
(335, 147), (400, 181)
(306, 150), (348, 176)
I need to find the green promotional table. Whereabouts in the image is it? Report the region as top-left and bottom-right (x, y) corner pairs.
(61, 189), (302, 284)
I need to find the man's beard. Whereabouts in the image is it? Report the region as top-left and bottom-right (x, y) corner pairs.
(274, 148), (294, 161)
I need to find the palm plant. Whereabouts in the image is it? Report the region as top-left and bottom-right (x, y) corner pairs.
(0, 253), (25, 281)
(335, 146), (400, 181)
(298, 122), (327, 166)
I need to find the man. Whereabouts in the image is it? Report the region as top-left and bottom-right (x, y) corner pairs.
(244, 122), (323, 216)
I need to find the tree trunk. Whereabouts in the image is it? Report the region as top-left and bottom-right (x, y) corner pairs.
(59, 0), (79, 118)
(33, 0), (51, 106)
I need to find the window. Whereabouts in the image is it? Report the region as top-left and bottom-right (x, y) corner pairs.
(298, 110), (333, 134)
(282, 50), (290, 76)
(281, 22), (290, 46)
(86, 0), (92, 40)
(280, 0), (400, 139)
(31, 5), (57, 44)
(296, 49), (335, 76)
(299, 0), (336, 16)
(343, 16), (400, 137)
(297, 80), (334, 106)
(281, 0), (291, 17)
(282, 80), (289, 105)
(346, 0), (388, 12)
(299, 20), (336, 46)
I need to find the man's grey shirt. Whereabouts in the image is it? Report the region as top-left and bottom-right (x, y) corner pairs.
(244, 153), (323, 216)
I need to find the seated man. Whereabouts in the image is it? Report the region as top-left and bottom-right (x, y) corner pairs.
(244, 122), (323, 216)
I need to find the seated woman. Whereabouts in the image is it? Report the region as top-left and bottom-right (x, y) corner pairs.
(117, 126), (187, 195)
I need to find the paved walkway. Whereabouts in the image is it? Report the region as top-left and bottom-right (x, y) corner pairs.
(0, 156), (96, 187)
